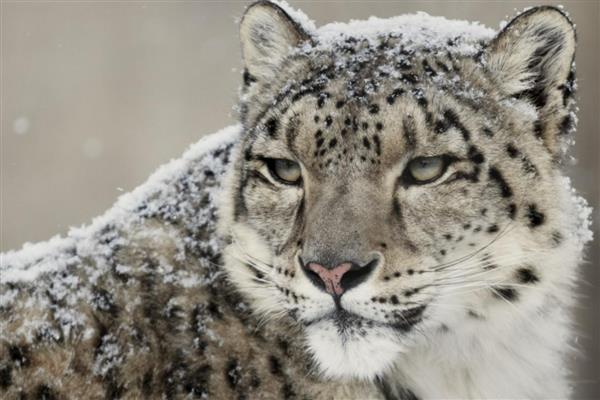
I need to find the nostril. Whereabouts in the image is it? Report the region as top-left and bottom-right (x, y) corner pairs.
(303, 266), (326, 291)
(299, 256), (325, 291)
(339, 258), (379, 293)
(300, 255), (380, 297)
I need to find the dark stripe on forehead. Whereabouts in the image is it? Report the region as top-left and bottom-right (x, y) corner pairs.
(402, 116), (417, 150)
(488, 166), (513, 198)
(285, 115), (301, 158)
(442, 109), (471, 141)
(265, 118), (279, 138)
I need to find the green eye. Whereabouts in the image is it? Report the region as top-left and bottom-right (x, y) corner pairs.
(267, 159), (302, 184)
(407, 156), (446, 183)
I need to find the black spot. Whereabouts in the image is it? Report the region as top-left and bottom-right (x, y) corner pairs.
(316, 137), (325, 148)
(265, 118), (278, 137)
(559, 114), (574, 135)
(361, 121), (369, 130)
(344, 117), (351, 126)
(269, 355), (282, 376)
(375, 122), (383, 131)
(533, 120), (544, 138)
(467, 310), (484, 320)
(435, 61), (450, 73)
(335, 100), (345, 109)
(314, 115), (320, 123)
(468, 146), (485, 164)
(282, 382), (296, 400)
(415, 94), (428, 108)
(387, 88), (405, 104)
(317, 92), (329, 108)
(368, 104), (380, 114)
(242, 69), (256, 86)
(390, 295), (400, 305)
(493, 287), (518, 301)
(0, 365), (12, 388)
(362, 137), (371, 150)
(373, 134), (382, 156)
(244, 148), (253, 161)
(105, 372), (125, 400)
(329, 138), (337, 148)
(434, 118), (450, 134)
(488, 167), (513, 198)
(422, 59), (437, 76)
(527, 204), (545, 227)
(226, 358), (241, 389)
(142, 370), (153, 396)
(9, 345), (30, 367)
(325, 115), (333, 127)
(516, 267), (539, 284)
(487, 224), (499, 233)
(515, 84), (547, 109)
(507, 203), (517, 219)
(506, 143), (520, 158)
(35, 384), (58, 400)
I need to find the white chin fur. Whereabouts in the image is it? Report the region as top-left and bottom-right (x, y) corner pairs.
(305, 321), (403, 380)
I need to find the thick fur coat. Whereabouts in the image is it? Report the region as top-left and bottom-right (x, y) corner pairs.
(1, 2), (592, 399)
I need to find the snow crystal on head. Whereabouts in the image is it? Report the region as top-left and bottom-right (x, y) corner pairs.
(316, 12), (494, 53)
(270, 1), (495, 55)
(269, 0), (317, 33)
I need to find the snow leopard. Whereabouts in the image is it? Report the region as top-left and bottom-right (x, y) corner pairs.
(0, 1), (592, 399)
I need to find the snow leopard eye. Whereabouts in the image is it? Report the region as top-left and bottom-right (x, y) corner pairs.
(266, 158), (302, 185)
(406, 156), (446, 184)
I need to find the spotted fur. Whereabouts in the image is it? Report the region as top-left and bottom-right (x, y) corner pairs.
(220, 1), (591, 398)
(0, 2), (592, 399)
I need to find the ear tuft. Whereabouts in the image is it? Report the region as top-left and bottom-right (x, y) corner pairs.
(485, 6), (576, 102)
(240, 1), (312, 82)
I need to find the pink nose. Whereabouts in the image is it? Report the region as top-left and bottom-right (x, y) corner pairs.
(307, 262), (352, 296)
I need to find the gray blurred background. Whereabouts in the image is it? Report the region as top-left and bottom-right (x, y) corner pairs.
(1, 1), (598, 397)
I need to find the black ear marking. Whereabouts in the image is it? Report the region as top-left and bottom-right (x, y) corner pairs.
(485, 7), (576, 155)
(486, 6), (575, 96)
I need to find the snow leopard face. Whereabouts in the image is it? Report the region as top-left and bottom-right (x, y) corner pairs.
(220, 1), (580, 380)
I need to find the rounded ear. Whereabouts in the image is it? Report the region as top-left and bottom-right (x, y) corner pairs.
(484, 6), (576, 102)
(484, 6), (577, 155)
(240, 1), (312, 82)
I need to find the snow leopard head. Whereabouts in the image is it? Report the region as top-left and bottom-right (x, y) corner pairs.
(219, 1), (586, 380)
